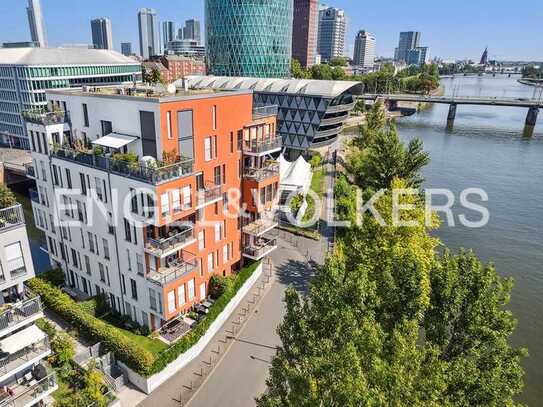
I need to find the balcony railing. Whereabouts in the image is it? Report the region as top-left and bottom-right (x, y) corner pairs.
(242, 218), (278, 236)
(146, 224), (195, 255)
(22, 109), (69, 126)
(0, 205), (24, 232)
(241, 137), (282, 154)
(252, 105), (278, 120)
(0, 371), (57, 407)
(314, 125), (343, 139)
(148, 256), (198, 287)
(243, 163), (279, 182)
(0, 337), (50, 377)
(196, 184), (222, 207)
(320, 112), (350, 126)
(243, 237), (278, 259)
(0, 296), (42, 333)
(325, 101), (356, 114)
(52, 148), (194, 185)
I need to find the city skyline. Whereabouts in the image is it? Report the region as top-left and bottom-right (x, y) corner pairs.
(0, 0), (540, 61)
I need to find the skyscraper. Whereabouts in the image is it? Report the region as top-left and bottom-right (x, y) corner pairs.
(121, 42), (132, 56)
(406, 47), (430, 66)
(353, 30), (376, 68)
(26, 0), (47, 48)
(317, 7), (346, 62)
(138, 8), (160, 59)
(395, 31), (420, 62)
(183, 19), (202, 45)
(292, 0), (319, 68)
(162, 21), (176, 51)
(91, 18), (113, 50)
(206, 0), (293, 78)
(480, 47), (489, 65)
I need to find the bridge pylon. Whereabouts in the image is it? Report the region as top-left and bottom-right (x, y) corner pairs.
(524, 107), (539, 137)
(447, 103), (457, 129)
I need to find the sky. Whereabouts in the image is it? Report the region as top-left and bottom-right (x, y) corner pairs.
(0, 0), (541, 61)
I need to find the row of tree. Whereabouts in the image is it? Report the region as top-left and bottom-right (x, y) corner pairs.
(258, 103), (526, 406)
(292, 59), (440, 94)
(521, 65), (543, 79)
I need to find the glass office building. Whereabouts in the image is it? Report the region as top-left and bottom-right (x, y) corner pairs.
(205, 0), (293, 78)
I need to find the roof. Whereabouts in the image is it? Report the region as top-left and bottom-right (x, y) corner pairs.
(142, 61), (167, 72)
(279, 155), (312, 192)
(0, 48), (140, 66)
(184, 75), (364, 98)
(0, 324), (45, 354)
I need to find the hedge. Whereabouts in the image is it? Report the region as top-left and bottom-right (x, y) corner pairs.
(29, 260), (261, 377)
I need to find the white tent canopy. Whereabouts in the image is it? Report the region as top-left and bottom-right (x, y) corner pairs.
(0, 325), (46, 354)
(91, 133), (138, 149)
(279, 154), (312, 193)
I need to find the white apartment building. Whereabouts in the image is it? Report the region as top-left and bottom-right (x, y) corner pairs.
(27, 85), (280, 332)
(0, 201), (57, 405)
(353, 30), (376, 69)
(0, 48), (141, 149)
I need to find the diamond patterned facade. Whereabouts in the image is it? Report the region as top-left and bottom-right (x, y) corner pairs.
(205, 0), (293, 78)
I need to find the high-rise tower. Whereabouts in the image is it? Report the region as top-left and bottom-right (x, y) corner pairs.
(138, 8), (160, 59)
(292, 0), (319, 68)
(26, 0), (47, 47)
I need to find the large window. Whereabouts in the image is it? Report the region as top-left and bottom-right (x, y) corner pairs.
(177, 110), (194, 159)
(187, 279), (195, 301)
(82, 103), (89, 127)
(5, 242), (25, 277)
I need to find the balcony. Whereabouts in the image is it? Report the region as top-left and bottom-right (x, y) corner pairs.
(243, 237), (278, 260)
(22, 109), (69, 126)
(320, 112), (350, 126)
(243, 218), (278, 236)
(252, 105), (278, 121)
(0, 370), (57, 407)
(325, 101), (356, 114)
(148, 255), (199, 287)
(0, 205), (24, 233)
(145, 224), (195, 257)
(52, 148), (193, 185)
(0, 296), (42, 336)
(196, 184), (222, 209)
(24, 164), (35, 179)
(241, 137), (282, 155)
(314, 125), (343, 139)
(243, 162), (279, 183)
(0, 336), (50, 383)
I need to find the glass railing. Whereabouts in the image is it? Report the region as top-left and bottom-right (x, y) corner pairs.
(146, 224), (195, 253)
(243, 238), (278, 259)
(22, 110), (69, 126)
(148, 256), (199, 287)
(196, 184), (222, 207)
(242, 218), (278, 236)
(0, 337), (50, 376)
(52, 148), (194, 185)
(243, 163), (279, 182)
(0, 205), (24, 232)
(0, 296), (41, 332)
(241, 137), (282, 154)
(0, 371), (57, 407)
(252, 105), (278, 120)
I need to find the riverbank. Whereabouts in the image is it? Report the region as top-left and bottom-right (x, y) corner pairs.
(518, 78), (543, 87)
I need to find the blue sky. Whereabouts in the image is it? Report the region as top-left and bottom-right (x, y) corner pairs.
(0, 0), (541, 61)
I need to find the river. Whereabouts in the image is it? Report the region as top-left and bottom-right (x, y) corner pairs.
(395, 75), (542, 405)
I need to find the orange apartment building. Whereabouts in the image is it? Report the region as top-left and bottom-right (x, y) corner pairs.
(28, 85), (280, 332)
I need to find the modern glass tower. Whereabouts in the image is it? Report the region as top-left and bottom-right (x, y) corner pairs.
(205, 0), (293, 78)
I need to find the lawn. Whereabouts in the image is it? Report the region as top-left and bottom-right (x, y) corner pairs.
(13, 191), (43, 241)
(311, 168), (325, 197)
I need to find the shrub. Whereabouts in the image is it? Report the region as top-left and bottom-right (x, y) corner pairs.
(208, 275), (233, 299)
(50, 332), (75, 367)
(0, 185), (16, 210)
(27, 277), (156, 375)
(36, 318), (57, 339)
(39, 268), (65, 287)
(309, 153), (322, 169)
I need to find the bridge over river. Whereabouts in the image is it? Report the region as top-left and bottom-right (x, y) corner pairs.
(357, 94), (543, 136)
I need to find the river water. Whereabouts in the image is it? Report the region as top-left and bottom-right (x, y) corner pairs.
(395, 76), (542, 405)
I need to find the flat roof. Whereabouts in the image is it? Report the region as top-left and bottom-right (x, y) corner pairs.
(184, 75), (364, 98)
(0, 48), (140, 66)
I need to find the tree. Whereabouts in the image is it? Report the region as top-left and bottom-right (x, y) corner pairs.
(329, 57), (348, 67)
(150, 67), (164, 85)
(50, 332), (75, 367)
(310, 64), (334, 80)
(258, 185), (526, 406)
(291, 59), (308, 79)
(331, 66), (347, 80)
(0, 185), (16, 209)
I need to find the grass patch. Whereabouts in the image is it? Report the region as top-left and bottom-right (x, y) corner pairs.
(14, 191), (43, 241)
(311, 168), (325, 197)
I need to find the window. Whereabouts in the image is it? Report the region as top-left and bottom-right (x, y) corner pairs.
(95, 177), (103, 201)
(130, 188), (138, 213)
(5, 242), (25, 277)
(65, 168), (72, 189)
(212, 105), (217, 130)
(214, 166), (221, 186)
(71, 249), (78, 268)
(79, 173), (87, 195)
(187, 279), (195, 301)
(207, 252), (213, 273)
(172, 189), (181, 212)
(149, 288), (157, 311)
(85, 255), (91, 275)
(136, 254), (144, 276)
(121, 275), (126, 294)
(82, 103), (89, 127)
(178, 285), (185, 307)
(130, 279), (138, 300)
(124, 218), (131, 242)
(127, 249), (132, 271)
(167, 290), (175, 313)
(160, 193), (169, 216)
(182, 186), (191, 209)
(88, 232), (95, 253)
(166, 111), (172, 139)
(198, 230), (205, 250)
(230, 131), (234, 153)
(102, 238), (110, 260)
(214, 222), (222, 242)
(223, 245), (229, 263)
(40, 161), (47, 181)
(204, 137), (212, 161)
(213, 135), (218, 158)
(200, 283), (206, 301)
